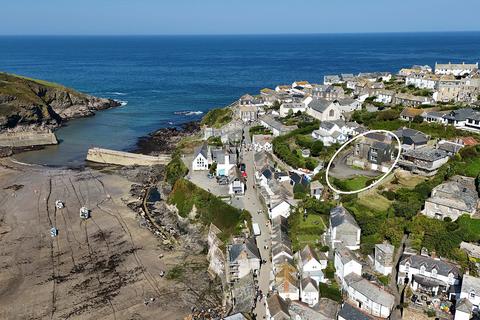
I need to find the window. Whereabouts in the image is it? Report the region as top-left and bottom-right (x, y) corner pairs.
(431, 269), (437, 278)
(420, 266), (425, 275)
(471, 290), (476, 299)
(405, 262), (410, 273)
(329, 109), (335, 117)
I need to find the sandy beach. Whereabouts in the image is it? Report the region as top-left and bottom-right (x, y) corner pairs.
(0, 159), (214, 320)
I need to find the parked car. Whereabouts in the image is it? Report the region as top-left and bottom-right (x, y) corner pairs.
(207, 173), (214, 179)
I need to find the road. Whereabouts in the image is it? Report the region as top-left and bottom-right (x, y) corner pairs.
(231, 126), (272, 319)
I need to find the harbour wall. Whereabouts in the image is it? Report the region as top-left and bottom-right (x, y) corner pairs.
(0, 131), (58, 147)
(86, 147), (171, 166)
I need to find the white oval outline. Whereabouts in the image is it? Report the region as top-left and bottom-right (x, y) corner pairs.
(325, 129), (402, 195)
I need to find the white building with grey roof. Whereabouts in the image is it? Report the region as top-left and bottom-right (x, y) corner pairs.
(397, 254), (461, 297)
(455, 274), (480, 320)
(226, 237), (261, 282)
(435, 62), (479, 76)
(327, 206), (361, 250)
(344, 274), (396, 318)
(398, 146), (450, 176)
(374, 243), (394, 276)
(423, 175), (479, 221)
(334, 245), (363, 289)
(306, 98), (342, 121)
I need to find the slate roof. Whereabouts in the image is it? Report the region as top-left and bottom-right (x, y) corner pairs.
(348, 277), (395, 308)
(272, 242), (293, 258)
(194, 143), (208, 159)
(428, 177), (478, 213)
(456, 298), (473, 314)
(299, 245), (320, 265)
(330, 206), (360, 229)
(444, 108), (477, 121)
(301, 276), (318, 291)
(229, 238), (261, 263)
(338, 303), (375, 320)
(402, 147), (449, 162)
(308, 98), (335, 113)
(399, 254), (461, 277)
(394, 127), (428, 144)
(438, 141), (463, 154)
(261, 166), (274, 180)
(336, 246), (360, 265)
(371, 141), (390, 151)
(267, 294), (290, 318)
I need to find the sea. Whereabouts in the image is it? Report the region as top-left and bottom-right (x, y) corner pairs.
(1, 33), (480, 167)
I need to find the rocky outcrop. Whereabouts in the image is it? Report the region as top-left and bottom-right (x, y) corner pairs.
(0, 72), (120, 132)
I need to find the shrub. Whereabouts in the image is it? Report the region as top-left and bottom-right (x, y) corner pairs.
(318, 283), (342, 302)
(165, 153), (189, 185)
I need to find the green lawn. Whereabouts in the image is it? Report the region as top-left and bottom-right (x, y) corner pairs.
(357, 193), (392, 212)
(453, 157), (480, 177)
(334, 175), (373, 192)
(288, 211), (326, 251)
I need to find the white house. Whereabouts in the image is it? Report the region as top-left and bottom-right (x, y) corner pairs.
(275, 263), (300, 301)
(310, 180), (324, 200)
(192, 144), (209, 171)
(211, 148), (237, 176)
(337, 98), (362, 113)
(252, 134), (273, 152)
(311, 120), (349, 146)
(454, 274), (480, 320)
(435, 62), (479, 76)
(327, 206), (361, 250)
(374, 243), (394, 276)
(397, 254), (461, 296)
(306, 98), (342, 121)
(272, 242), (293, 266)
(269, 199), (293, 219)
(297, 245), (326, 284)
(334, 246), (363, 289)
(227, 237), (261, 282)
(259, 115), (298, 137)
(279, 99), (306, 117)
(345, 274), (396, 318)
(374, 90), (395, 104)
(405, 73), (439, 90)
(300, 277), (319, 307)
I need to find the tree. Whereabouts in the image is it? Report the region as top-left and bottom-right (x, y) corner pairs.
(310, 140), (324, 157)
(412, 115), (424, 123)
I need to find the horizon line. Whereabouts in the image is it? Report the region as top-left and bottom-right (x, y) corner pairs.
(1, 30), (480, 37)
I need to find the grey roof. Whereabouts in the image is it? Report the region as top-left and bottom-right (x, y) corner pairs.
(229, 238), (261, 262)
(194, 143), (208, 159)
(438, 141), (463, 154)
(267, 294), (290, 318)
(272, 242), (292, 258)
(330, 206), (360, 229)
(364, 132), (388, 142)
(444, 108), (477, 121)
(349, 278), (395, 308)
(461, 275), (480, 296)
(261, 115), (298, 132)
(456, 298), (473, 314)
(338, 303), (375, 320)
(299, 245), (320, 265)
(376, 243), (394, 255)
(301, 276), (319, 291)
(308, 98), (335, 113)
(371, 141), (390, 151)
(336, 246), (360, 265)
(337, 98), (358, 106)
(319, 119), (346, 131)
(427, 177), (478, 213)
(399, 254), (461, 277)
(402, 147), (449, 162)
(261, 166), (274, 179)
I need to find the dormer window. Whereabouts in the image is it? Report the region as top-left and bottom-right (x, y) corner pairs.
(420, 266), (426, 274)
(405, 262), (410, 272)
(431, 269), (437, 278)
(471, 290), (476, 299)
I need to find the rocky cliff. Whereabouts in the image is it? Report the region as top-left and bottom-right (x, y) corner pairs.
(0, 72), (120, 131)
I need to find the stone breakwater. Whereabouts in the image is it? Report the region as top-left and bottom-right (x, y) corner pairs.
(86, 147), (171, 166)
(0, 130), (58, 147)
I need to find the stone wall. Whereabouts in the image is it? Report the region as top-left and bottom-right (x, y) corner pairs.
(0, 131), (58, 147)
(86, 147), (171, 166)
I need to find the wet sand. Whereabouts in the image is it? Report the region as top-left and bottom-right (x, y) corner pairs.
(0, 159), (197, 320)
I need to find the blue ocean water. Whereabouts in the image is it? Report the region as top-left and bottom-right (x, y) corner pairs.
(1, 33), (480, 166)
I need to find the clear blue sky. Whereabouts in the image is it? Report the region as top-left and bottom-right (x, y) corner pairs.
(2, 0), (480, 35)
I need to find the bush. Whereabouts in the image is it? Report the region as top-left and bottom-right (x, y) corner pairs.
(165, 153), (189, 185)
(311, 140), (324, 157)
(318, 283), (342, 302)
(382, 190), (396, 200)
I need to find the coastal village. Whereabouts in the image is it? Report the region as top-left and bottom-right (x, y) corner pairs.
(1, 62), (480, 320)
(179, 61), (480, 320)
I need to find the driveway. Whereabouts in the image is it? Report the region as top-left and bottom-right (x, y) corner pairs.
(329, 150), (379, 179)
